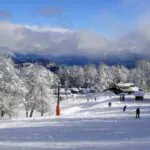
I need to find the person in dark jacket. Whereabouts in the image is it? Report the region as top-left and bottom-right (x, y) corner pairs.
(136, 107), (140, 119)
(108, 102), (111, 107)
(123, 105), (127, 112)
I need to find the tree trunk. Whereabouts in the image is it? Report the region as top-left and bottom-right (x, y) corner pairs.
(148, 84), (150, 92)
(29, 104), (35, 118)
(29, 109), (34, 118)
(0, 109), (5, 117)
(41, 111), (44, 117)
(41, 101), (44, 117)
(26, 111), (28, 118)
(2, 110), (5, 117)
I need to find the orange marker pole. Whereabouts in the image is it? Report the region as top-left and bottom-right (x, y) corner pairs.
(56, 83), (60, 116)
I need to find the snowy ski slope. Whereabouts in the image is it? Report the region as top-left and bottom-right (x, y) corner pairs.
(0, 94), (150, 150)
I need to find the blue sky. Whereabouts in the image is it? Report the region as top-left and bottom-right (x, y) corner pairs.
(0, 0), (149, 36)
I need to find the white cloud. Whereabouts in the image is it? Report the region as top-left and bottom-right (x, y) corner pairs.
(0, 21), (108, 57)
(0, 21), (149, 59)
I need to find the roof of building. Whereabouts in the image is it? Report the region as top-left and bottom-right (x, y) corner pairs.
(116, 82), (139, 92)
(116, 83), (135, 87)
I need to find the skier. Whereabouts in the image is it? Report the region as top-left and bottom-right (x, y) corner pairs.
(108, 102), (111, 107)
(123, 105), (127, 112)
(136, 107), (140, 119)
(95, 97), (96, 101)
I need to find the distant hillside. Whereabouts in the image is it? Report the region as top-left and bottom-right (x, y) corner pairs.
(12, 52), (148, 68)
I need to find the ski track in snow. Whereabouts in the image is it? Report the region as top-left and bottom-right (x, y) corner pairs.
(0, 95), (150, 150)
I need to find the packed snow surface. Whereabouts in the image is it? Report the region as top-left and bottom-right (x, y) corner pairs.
(0, 94), (150, 150)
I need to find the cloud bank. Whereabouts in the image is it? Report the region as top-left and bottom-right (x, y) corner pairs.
(0, 20), (150, 62)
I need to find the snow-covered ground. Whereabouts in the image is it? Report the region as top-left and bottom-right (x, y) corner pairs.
(0, 94), (150, 150)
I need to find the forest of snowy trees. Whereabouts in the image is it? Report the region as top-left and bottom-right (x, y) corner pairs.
(0, 54), (59, 118)
(0, 54), (149, 118)
(57, 61), (150, 93)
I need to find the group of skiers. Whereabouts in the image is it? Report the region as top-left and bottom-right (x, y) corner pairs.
(108, 102), (140, 119)
(123, 105), (140, 119)
(124, 106), (140, 119)
(87, 99), (141, 119)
